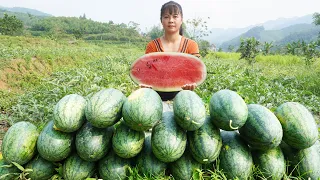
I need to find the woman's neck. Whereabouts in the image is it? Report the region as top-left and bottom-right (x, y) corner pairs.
(162, 32), (181, 43)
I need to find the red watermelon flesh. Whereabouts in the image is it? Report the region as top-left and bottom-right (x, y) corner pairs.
(130, 52), (207, 92)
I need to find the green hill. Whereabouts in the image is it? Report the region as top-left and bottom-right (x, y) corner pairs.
(220, 23), (320, 50)
(0, 6), (52, 17)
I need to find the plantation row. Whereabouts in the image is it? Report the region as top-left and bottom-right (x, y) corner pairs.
(1, 87), (319, 179)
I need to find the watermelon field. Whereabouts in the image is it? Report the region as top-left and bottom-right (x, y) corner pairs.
(0, 35), (320, 179)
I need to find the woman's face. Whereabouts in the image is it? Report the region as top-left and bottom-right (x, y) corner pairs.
(161, 12), (182, 34)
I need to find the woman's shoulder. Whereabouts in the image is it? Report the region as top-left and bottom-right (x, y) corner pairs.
(145, 38), (162, 54)
(183, 37), (198, 45)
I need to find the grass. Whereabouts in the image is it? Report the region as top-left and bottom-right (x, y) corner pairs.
(0, 35), (319, 179)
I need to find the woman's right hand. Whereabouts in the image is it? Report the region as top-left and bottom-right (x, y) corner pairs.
(139, 84), (153, 89)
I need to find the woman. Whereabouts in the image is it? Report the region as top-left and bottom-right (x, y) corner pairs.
(143, 1), (201, 108)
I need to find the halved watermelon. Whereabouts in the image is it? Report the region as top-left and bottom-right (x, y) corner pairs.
(130, 52), (207, 92)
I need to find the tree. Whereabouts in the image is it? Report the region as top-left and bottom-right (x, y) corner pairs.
(313, 12), (320, 25)
(198, 40), (211, 57)
(0, 13), (24, 35)
(147, 25), (163, 40)
(228, 45), (235, 52)
(238, 37), (261, 65)
(313, 12), (320, 38)
(285, 41), (301, 55)
(262, 41), (273, 55)
(80, 13), (87, 19)
(186, 17), (211, 41)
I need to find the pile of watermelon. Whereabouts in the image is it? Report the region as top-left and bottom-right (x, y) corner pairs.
(1, 87), (319, 179)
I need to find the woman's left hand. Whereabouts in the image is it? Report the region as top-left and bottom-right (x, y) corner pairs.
(182, 83), (197, 91)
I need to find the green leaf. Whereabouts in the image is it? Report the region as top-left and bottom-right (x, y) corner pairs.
(11, 162), (24, 171)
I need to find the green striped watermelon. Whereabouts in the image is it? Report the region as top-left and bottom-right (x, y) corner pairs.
(281, 140), (320, 180)
(53, 94), (86, 132)
(98, 151), (131, 180)
(219, 131), (253, 179)
(112, 121), (145, 158)
(239, 104), (283, 150)
(173, 90), (206, 131)
(122, 88), (162, 131)
(2, 121), (39, 165)
(37, 121), (73, 162)
(63, 153), (95, 180)
(275, 102), (318, 149)
(151, 111), (187, 163)
(25, 155), (56, 180)
(209, 89), (248, 131)
(75, 122), (114, 161)
(0, 158), (20, 180)
(136, 133), (167, 176)
(252, 147), (286, 179)
(85, 88), (126, 128)
(188, 117), (222, 164)
(169, 148), (202, 180)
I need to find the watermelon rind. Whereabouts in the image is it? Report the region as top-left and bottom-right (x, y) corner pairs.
(85, 88), (126, 128)
(122, 88), (162, 131)
(239, 104), (283, 150)
(169, 148), (202, 180)
(98, 151), (131, 180)
(219, 131), (253, 179)
(53, 94), (86, 132)
(209, 89), (248, 131)
(274, 102), (319, 149)
(76, 122), (114, 162)
(136, 133), (167, 176)
(2, 121), (39, 165)
(151, 111), (187, 163)
(173, 90), (206, 131)
(130, 52), (207, 92)
(37, 121), (73, 162)
(63, 153), (95, 180)
(252, 147), (286, 180)
(25, 155), (56, 180)
(188, 117), (222, 164)
(112, 121), (145, 159)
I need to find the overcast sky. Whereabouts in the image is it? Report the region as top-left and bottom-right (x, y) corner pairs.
(1, 0), (319, 31)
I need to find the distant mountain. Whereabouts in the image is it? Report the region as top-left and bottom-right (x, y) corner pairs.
(258, 14), (314, 30)
(206, 14), (316, 47)
(0, 6), (52, 17)
(203, 26), (254, 46)
(219, 23), (320, 50)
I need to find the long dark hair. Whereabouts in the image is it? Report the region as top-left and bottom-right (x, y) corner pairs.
(160, 1), (184, 35)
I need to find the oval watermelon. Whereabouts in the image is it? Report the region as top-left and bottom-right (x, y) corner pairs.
(2, 121), (39, 165)
(0, 158), (20, 180)
(219, 131), (253, 179)
(25, 155), (56, 180)
(85, 88), (126, 128)
(281, 140), (320, 179)
(136, 133), (167, 176)
(53, 94), (86, 132)
(239, 104), (283, 150)
(76, 122), (114, 161)
(122, 88), (162, 131)
(112, 121), (145, 159)
(188, 117), (222, 164)
(151, 111), (187, 163)
(63, 153), (95, 180)
(37, 121), (73, 162)
(209, 89), (248, 131)
(98, 151), (131, 180)
(130, 52), (207, 92)
(252, 147), (286, 180)
(173, 90), (206, 131)
(169, 148), (202, 180)
(274, 102), (318, 149)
